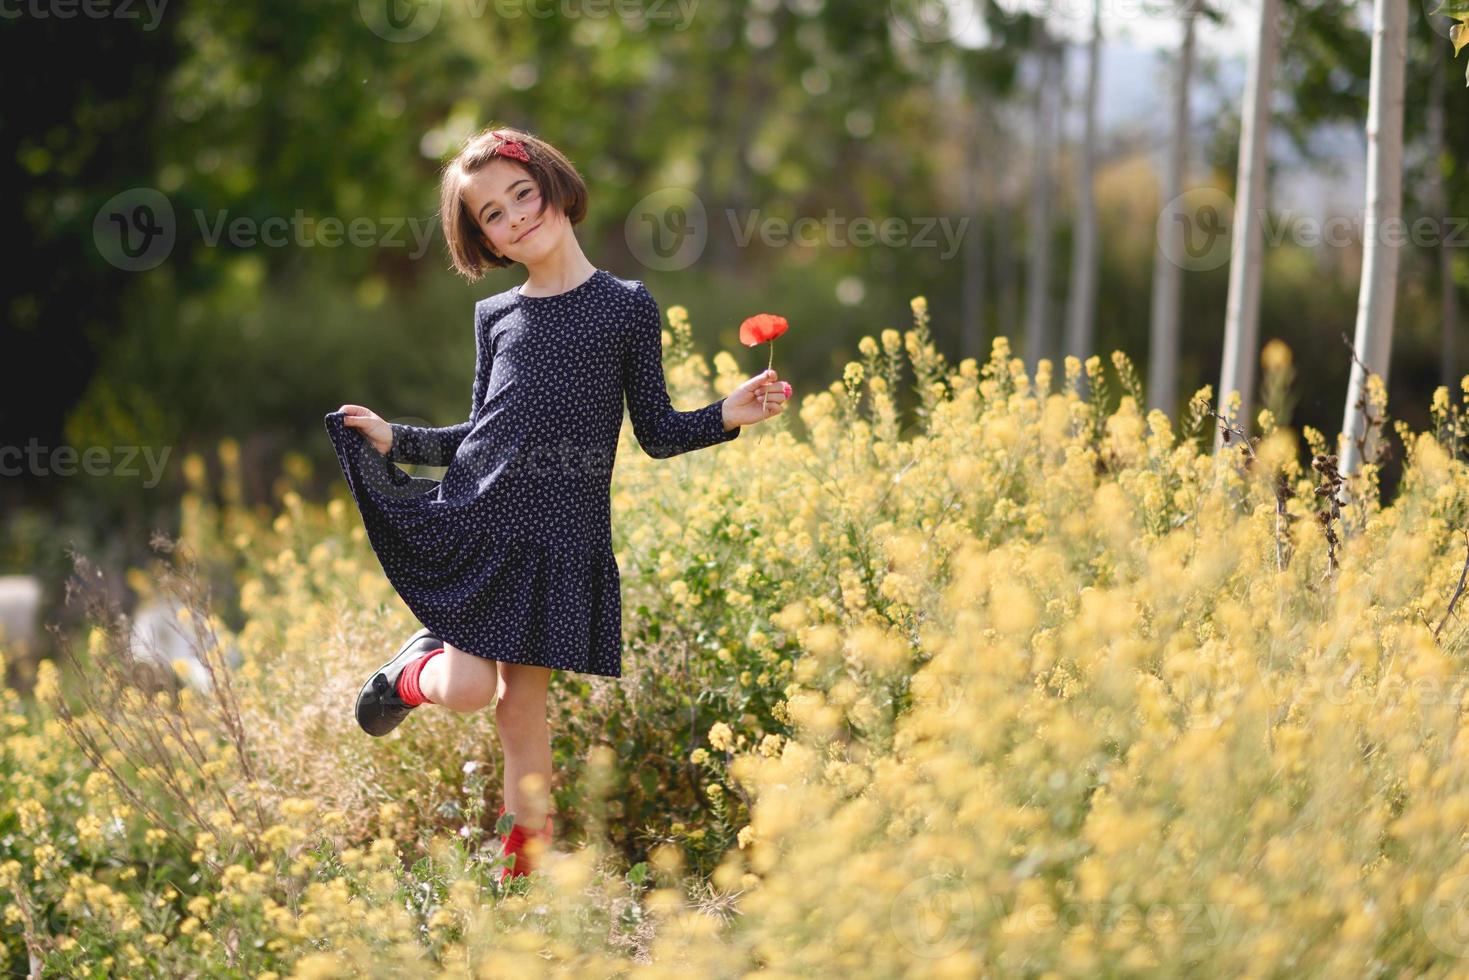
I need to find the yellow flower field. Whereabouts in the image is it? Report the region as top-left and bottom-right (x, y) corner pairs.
(7, 297), (1469, 977)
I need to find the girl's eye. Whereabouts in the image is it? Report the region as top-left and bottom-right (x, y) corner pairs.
(486, 188), (536, 224)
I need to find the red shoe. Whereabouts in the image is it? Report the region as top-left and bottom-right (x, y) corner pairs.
(495, 804), (554, 883)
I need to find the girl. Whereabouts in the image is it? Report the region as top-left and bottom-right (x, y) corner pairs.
(322, 127), (789, 882)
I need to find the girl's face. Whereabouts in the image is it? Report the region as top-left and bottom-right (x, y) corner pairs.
(463, 158), (563, 265)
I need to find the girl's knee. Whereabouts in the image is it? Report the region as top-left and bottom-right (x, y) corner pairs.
(427, 644), (497, 713)
(438, 682), (495, 713)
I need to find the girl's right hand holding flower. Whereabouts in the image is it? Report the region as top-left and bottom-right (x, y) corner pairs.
(720, 370), (791, 431)
(339, 404), (393, 455)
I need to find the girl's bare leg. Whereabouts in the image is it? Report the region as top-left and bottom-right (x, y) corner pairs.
(414, 641), (551, 831)
(495, 660), (553, 831)
(418, 640), (498, 712)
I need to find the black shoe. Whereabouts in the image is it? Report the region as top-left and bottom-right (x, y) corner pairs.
(356, 627), (442, 737)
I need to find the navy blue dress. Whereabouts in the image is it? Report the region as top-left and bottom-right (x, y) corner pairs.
(323, 268), (740, 678)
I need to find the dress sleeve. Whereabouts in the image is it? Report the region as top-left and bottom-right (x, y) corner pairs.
(386, 304), (491, 465)
(622, 285), (741, 460)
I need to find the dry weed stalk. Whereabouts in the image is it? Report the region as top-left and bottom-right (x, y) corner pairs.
(1435, 530), (1469, 642)
(1310, 453), (1346, 578)
(1200, 401), (1297, 572)
(1340, 332), (1393, 472)
(47, 535), (271, 871)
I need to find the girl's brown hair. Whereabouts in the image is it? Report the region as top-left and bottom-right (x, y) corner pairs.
(439, 126), (589, 282)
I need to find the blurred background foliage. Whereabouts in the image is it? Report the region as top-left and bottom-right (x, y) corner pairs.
(4, 0), (1468, 633)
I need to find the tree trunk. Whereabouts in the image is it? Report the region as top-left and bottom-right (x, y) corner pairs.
(1025, 43), (1060, 369)
(1339, 0), (1407, 475)
(1216, 0), (1280, 448)
(1430, 41), (1459, 391)
(996, 197), (1019, 349)
(1148, 8), (1195, 417)
(962, 104), (988, 363)
(1065, 0), (1102, 367)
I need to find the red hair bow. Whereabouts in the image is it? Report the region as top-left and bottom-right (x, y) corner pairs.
(492, 131), (531, 163)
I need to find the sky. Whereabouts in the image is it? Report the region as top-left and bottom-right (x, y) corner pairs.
(1035, 0), (1371, 218)
(922, 0), (1379, 217)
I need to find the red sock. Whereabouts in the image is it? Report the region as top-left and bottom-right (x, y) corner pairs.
(396, 647), (444, 706)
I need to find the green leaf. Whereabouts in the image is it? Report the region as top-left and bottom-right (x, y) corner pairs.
(1454, 22), (1469, 56)
(1434, 0), (1469, 19)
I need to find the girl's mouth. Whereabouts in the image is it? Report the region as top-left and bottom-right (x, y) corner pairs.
(515, 221), (543, 243)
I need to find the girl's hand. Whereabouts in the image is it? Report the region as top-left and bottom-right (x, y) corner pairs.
(721, 370), (792, 431)
(338, 404), (393, 455)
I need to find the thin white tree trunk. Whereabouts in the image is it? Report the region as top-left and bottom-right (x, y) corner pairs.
(962, 104), (988, 362)
(1216, 0), (1281, 448)
(1025, 44), (1059, 369)
(1339, 0), (1407, 475)
(1148, 9), (1195, 416)
(996, 197), (1019, 341)
(1429, 42), (1459, 389)
(1065, 0), (1102, 366)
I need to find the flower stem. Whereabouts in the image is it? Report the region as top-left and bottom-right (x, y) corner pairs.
(763, 341), (774, 411)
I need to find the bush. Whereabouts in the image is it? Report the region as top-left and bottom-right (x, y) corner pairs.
(7, 296), (1469, 975)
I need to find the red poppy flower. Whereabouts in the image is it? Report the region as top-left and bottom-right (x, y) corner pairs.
(739, 313), (790, 412)
(739, 313), (789, 346)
